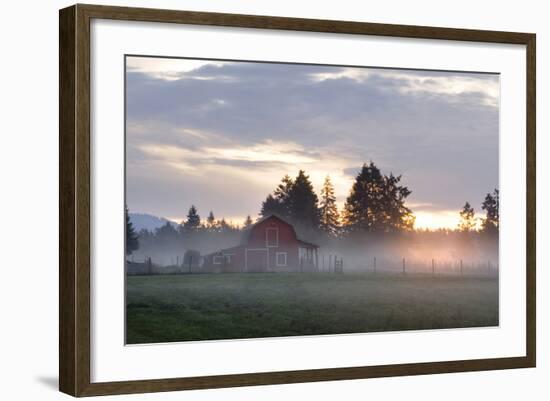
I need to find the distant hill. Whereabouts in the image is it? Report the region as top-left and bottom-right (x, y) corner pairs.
(129, 213), (178, 232)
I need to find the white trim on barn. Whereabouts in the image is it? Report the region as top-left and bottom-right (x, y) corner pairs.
(276, 252), (287, 267)
(224, 253), (235, 262)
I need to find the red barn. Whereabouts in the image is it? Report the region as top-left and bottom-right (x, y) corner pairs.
(203, 215), (319, 273)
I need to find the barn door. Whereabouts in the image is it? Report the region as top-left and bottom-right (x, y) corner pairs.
(246, 249), (268, 272)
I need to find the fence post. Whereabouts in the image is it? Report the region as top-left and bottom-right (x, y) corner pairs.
(432, 258), (435, 274)
(460, 259), (463, 276)
(374, 256), (377, 273)
(402, 257), (406, 274)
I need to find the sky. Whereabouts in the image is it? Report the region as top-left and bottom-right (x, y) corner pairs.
(125, 56), (499, 230)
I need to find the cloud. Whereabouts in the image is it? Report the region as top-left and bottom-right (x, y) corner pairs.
(125, 57), (499, 223)
(126, 57), (228, 81)
(136, 140), (320, 170)
(311, 67), (498, 107)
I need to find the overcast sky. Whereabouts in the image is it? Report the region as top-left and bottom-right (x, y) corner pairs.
(125, 56), (499, 229)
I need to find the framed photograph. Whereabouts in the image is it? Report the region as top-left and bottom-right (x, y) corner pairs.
(59, 4), (536, 397)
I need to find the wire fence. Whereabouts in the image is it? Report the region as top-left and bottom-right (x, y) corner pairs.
(126, 254), (498, 277)
(342, 256), (499, 276)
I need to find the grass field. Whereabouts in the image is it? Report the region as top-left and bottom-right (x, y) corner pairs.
(126, 272), (498, 344)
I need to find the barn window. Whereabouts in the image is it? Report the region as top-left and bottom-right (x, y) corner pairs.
(266, 227), (279, 247)
(276, 252), (287, 266)
(213, 255), (222, 264)
(224, 254), (232, 264)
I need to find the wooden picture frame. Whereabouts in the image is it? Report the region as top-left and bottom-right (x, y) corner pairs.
(59, 3), (536, 397)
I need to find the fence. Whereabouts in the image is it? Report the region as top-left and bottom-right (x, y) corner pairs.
(126, 254), (497, 277)
(359, 256), (499, 277)
(126, 255), (201, 275)
(318, 254), (345, 273)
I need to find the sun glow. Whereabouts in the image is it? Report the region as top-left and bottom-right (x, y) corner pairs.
(414, 210), (483, 231)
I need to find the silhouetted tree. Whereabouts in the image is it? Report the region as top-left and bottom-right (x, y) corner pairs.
(273, 174), (294, 217)
(481, 189), (499, 234)
(287, 170), (320, 230)
(137, 228), (154, 248)
(260, 194), (285, 218)
(125, 205), (139, 255)
(243, 215), (253, 229)
(206, 211), (216, 231)
(260, 175), (294, 219)
(319, 175), (340, 237)
(458, 202), (476, 232)
(155, 221), (179, 244)
(214, 218), (240, 234)
(343, 162), (413, 233)
(183, 205), (201, 232)
(381, 173), (415, 231)
(344, 162), (384, 233)
(218, 218), (229, 232)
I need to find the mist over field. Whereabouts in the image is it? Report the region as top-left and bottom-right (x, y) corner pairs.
(128, 218), (498, 275)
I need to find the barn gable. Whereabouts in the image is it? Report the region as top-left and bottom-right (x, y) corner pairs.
(240, 215), (298, 245)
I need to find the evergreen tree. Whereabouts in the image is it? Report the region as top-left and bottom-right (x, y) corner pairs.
(273, 174), (294, 218)
(218, 218), (229, 232)
(183, 205), (201, 232)
(243, 215), (253, 229)
(125, 205), (139, 255)
(260, 175), (294, 219)
(481, 189), (499, 234)
(260, 194), (285, 218)
(343, 162), (384, 232)
(319, 175), (340, 237)
(287, 170), (320, 230)
(381, 173), (415, 231)
(177, 220), (186, 237)
(458, 202), (476, 232)
(155, 221), (178, 243)
(206, 211), (216, 231)
(137, 228), (153, 249)
(343, 162), (413, 233)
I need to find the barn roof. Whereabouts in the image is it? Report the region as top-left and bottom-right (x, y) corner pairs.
(204, 245), (243, 257)
(297, 239), (319, 249)
(240, 214), (319, 248)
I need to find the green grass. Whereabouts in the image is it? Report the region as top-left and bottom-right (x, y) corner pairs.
(126, 272), (498, 344)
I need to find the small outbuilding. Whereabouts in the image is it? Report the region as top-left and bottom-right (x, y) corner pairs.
(203, 215), (319, 273)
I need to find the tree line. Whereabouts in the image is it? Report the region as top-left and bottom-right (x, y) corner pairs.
(125, 205), (249, 256)
(126, 161), (499, 255)
(260, 162), (498, 238)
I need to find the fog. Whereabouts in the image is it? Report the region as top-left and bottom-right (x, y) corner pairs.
(320, 231), (498, 275)
(129, 229), (242, 267)
(129, 227), (498, 276)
